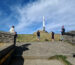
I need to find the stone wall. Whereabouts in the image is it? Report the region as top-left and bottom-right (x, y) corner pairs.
(0, 32), (14, 43)
(0, 31), (15, 65)
(64, 31), (75, 44)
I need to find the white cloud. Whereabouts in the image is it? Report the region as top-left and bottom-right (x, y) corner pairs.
(12, 0), (75, 33)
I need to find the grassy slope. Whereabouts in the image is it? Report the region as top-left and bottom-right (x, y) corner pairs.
(17, 31), (60, 42)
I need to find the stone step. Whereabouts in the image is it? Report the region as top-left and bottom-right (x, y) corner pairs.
(14, 53), (73, 60)
(67, 57), (75, 65)
(10, 58), (64, 65)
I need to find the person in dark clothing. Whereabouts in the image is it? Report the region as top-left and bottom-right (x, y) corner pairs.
(61, 26), (65, 41)
(14, 32), (17, 46)
(61, 26), (65, 35)
(37, 30), (40, 40)
(51, 32), (54, 42)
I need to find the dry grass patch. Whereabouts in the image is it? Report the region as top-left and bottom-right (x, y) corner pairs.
(17, 31), (60, 42)
(49, 55), (72, 65)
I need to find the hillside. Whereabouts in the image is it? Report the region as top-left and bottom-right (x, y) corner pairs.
(17, 31), (60, 42)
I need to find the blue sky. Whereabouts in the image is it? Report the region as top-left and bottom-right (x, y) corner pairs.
(0, 0), (75, 34)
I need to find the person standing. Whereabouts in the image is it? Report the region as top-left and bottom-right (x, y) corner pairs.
(61, 26), (65, 35)
(51, 31), (55, 42)
(9, 26), (17, 45)
(37, 30), (40, 40)
(14, 32), (17, 46)
(9, 26), (15, 33)
(61, 26), (65, 41)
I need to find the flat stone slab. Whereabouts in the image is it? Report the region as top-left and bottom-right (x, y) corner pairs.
(10, 58), (64, 65)
(16, 41), (75, 59)
(10, 42), (75, 65)
(0, 43), (13, 51)
(67, 57), (75, 65)
(23, 59), (64, 65)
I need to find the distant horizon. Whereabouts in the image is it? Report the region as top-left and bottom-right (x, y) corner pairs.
(0, 30), (74, 34)
(0, 0), (75, 34)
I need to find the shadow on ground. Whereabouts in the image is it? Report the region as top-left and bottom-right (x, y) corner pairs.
(9, 43), (31, 65)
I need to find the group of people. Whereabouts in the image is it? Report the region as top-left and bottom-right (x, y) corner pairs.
(37, 26), (65, 41)
(9, 25), (65, 44)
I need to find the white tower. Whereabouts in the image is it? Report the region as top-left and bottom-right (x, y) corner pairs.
(43, 16), (45, 31)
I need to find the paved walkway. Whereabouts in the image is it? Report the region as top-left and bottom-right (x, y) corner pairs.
(16, 42), (75, 58)
(10, 41), (75, 65)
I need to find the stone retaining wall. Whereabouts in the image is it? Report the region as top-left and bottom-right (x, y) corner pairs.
(64, 31), (75, 44)
(0, 31), (15, 65)
(0, 32), (14, 43)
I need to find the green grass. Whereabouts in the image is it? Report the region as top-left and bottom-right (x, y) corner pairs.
(17, 31), (60, 42)
(49, 55), (72, 65)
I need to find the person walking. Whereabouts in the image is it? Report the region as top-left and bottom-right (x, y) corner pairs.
(37, 30), (40, 40)
(51, 31), (55, 42)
